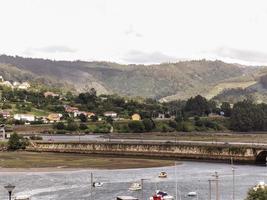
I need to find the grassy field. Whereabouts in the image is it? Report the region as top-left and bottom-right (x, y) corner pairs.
(0, 152), (174, 169)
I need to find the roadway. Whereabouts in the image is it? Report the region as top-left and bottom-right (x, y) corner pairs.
(40, 134), (267, 147)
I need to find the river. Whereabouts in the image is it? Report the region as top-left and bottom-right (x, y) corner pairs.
(0, 161), (265, 200)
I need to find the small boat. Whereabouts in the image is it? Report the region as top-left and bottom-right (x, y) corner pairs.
(92, 182), (104, 187)
(149, 190), (174, 200)
(129, 182), (142, 191)
(187, 191), (197, 197)
(116, 196), (139, 200)
(158, 172), (167, 178)
(14, 195), (31, 200)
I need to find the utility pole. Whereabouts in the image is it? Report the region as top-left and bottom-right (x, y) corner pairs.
(208, 179), (212, 200)
(231, 158), (235, 200)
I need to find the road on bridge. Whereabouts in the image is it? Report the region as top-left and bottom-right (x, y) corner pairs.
(40, 134), (267, 147)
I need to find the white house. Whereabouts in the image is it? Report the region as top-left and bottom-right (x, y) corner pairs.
(14, 114), (35, 122)
(18, 82), (30, 90)
(104, 111), (117, 118)
(1, 81), (13, 88)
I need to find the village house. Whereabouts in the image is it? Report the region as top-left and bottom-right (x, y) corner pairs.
(0, 111), (11, 119)
(157, 113), (165, 119)
(13, 81), (20, 87)
(14, 114), (35, 122)
(104, 111), (117, 118)
(131, 113), (141, 121)
(87, 112), (95, 118)
(64, 105), (80, 117)
(18, 82), (30, 90)
(44, 91), (59, 98)
(1, 81), (13, 88)
(47, 113), (62, 123)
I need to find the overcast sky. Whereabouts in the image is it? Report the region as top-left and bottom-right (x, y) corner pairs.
(1, 0), (267, 65)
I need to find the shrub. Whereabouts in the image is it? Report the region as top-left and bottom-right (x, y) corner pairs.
(66, 122), (78, 131)
(91, 115), (98, 122)
(128, 121), (145, 133)
(79, 123), (88, 130)
(55, 122), (65, 130)
(79, 114), (87, 122)
(8, 133), (28, 150)
(2, 103), (12, 109)
(246, 183), (267, 200)
(181, 121), (195, 132)
(142, 118), (155, 132)
(168, 120), (177, 129)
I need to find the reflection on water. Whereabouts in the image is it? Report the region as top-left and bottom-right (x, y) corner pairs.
(0, 161), (265, 200)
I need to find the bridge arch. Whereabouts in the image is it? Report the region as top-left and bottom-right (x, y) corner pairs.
(256, 150), (267, 165)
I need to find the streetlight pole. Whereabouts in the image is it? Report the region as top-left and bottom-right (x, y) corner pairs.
(4, 184), (15, 200)
(174, 161), (181, 200)
(208, 179), (212, 200)
(214, 172), (219, 200)
(90, 172), (93, 200)
(141, 179), (144, 200)
(141, 178), (149, 200)
(231, 158), (235, 200)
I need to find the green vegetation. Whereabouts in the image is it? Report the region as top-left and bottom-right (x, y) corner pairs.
(8, 133), (28, 150)
(1, 74), (267, 133)
(246, 184), (267, 200)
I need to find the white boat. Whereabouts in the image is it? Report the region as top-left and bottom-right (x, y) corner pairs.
(14, 195), (31, 200)
(187, 191), (197, 197)
(129, 182), (142, 191)
(149, 190), (174, 200)
(116, 196), (138, 200)
(158, 172), (167, 178)
(92, 182), (104, 187)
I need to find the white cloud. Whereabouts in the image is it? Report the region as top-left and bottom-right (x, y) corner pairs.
(123, 50), (177, 64)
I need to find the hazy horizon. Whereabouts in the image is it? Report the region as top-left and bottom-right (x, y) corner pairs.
(1, 0), (267, 66)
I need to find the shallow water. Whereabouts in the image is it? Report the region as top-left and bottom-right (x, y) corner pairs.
(0, 161), (266, 200)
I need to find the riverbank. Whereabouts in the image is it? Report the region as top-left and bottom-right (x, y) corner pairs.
(0, 151), (175, 170)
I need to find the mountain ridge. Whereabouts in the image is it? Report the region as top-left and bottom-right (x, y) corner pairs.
(0, 54), (266, 102)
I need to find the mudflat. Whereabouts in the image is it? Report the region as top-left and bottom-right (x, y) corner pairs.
(0, 151), (175, 171)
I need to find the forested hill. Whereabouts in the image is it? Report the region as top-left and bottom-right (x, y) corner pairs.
(0, 54), (266, 101)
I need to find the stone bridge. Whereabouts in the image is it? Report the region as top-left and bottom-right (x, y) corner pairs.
(28, 141), (267, 164)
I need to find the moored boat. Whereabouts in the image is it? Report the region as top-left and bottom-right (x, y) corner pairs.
(116, 196), (138, 200)
(187, 191), (197, 197)
(129, 182), (142, 191)
(149, 190), (174, 200)
(158, 172), (167, 178)
(14, 195), (31, 200)
(92, 182), (104, 187)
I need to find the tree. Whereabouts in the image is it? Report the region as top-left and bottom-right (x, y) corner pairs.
(79, 123), (88, 130)
(106, 116), (114, 125)
(221, 102), (231, 117)
(91, 115), (98, 122)
(55, 122), (65, 130)
(184, 95), (210, 116)
(142, 118), (155, 132)
(66, 122), (79, 131)
(230, 101), (265, 131)
(8, 133), (28, 150)
(128, 121), (145, 133)
(79, 113), (87, 122)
